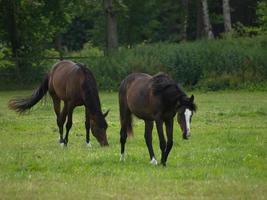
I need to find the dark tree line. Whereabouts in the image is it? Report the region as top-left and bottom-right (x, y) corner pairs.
(0, 0), (266, 69)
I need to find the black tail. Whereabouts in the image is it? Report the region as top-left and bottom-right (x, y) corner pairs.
(8, 75), (49, 113)
(126, 112), (133, 137)
(119, 80), (133, 137)
(119, 104), (133, 137)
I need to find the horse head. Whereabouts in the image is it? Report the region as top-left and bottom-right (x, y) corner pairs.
(90, 110), (109, 146)
(177, 95), (197, 139)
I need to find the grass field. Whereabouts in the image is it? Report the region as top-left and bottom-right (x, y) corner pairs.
(0, 90), (266, 199)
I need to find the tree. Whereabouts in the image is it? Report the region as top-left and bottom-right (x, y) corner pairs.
(223, 0), (232, 33)
(181, 0), (189, 40)
(196, 0), (204, 38)
(103, 0), (118, 53)
(0, 0), (78, 81)
(256, 1), (267, 33)
(0, 0), (20, 75)
(201, 0), (214, 38)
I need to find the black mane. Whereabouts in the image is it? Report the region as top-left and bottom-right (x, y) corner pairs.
(76, 63), (97, 88)
(152, 73), (185, 96)
(152, 72), (197, 112)
(76, 63), (106, 125)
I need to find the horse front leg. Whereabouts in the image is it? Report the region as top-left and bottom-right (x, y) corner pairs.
(144, 120), (157, 165)
(156, 120), (166, 165)
(120, 124), (127, 161)
(162, 118), (174, 166)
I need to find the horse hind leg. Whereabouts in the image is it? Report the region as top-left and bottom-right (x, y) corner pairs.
(119, 95), (132, 161)
(58, 103), (68, 145)
(63, 104), (74, 146)
(120, 125), (127, 161)
(119, 109), (131, 161)
(51, 95), (67, 145)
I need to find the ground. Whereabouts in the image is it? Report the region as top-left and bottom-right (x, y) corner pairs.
(0, 90), (266, 199)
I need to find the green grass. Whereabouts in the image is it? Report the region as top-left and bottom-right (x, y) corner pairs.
(0, 90), (266, 199)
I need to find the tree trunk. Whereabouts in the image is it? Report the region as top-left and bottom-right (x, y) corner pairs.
(201, 0), (214, 39)
(196, 0), (204, 39)
(103, 0), (118, 54)
(5, 0), (21, 78)
(223, 0), (232, 33)
(181, 0), (188, 41)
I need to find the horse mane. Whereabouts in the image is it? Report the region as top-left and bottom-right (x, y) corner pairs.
(76, 63), (97, 88)
(152, 72), (197, 112)
(77, 63), (104, 117)
(180, 96), (197, 112)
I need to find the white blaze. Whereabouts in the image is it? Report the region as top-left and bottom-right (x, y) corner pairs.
(184, 109), (192, 133)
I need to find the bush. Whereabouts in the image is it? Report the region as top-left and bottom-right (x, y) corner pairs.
(1, 36), (267, 91)
(76, 36), (267, 91)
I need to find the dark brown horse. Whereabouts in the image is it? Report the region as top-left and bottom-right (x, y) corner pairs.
(119, 73), (196, 166)
(9, 60), (109, 146)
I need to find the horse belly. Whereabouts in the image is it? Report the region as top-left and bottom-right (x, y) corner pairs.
(124, 74), (158, 120)
(127, 94), (157, 120)
(50, 74), (82, 103)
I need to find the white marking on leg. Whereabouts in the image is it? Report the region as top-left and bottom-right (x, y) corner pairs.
(150, 157), (158, 165)
(60, 143), (64, 147)
(86, 142), (92, 148)
(184, 109), (192, 134)
(120, 153), (125, 161)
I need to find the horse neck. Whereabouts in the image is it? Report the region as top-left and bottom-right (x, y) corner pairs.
(83, 77), (102, 116)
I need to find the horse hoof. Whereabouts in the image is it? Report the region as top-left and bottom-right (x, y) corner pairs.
(183, 134), (189, 140)
(59, 142), (65, 147)
(86, 142), (92, 148)
(120, 153), (125, 162)
(150, 157), (158, 165)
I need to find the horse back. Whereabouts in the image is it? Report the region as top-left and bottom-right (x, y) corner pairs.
(119, 73), (161, 120)
(49, 60), (85, 103)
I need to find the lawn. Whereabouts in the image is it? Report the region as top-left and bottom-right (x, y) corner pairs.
(0, 90), (266, 199)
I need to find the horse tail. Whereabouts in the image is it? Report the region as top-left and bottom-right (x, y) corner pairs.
(126, 113), (133, 137)
(8, 74), (49, 113)
(119, 102), (133, 137)
(119, 80), (133, 137)
(120, 105), (133, 137)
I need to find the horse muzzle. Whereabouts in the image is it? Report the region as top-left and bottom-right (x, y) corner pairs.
(101, 140), (109, 146)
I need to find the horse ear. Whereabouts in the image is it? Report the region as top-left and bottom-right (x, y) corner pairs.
(190, 95), (194, 102)
(103, 109), (110, 118)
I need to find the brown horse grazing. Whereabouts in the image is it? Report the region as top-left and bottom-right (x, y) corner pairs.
(119, 73), (196, 166)
(9, 60), (109, 146)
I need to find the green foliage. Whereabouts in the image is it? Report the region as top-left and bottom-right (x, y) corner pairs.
(0, 44), (13, 69)
(62, 1), (105, 49)
(0, 0), (82, 83)
(231, 1), (267, 37)
(257, 1), (267, 33)
(0, 0), (266, 91)
(74, 36), (267, 91)
(232, 22), (265, 37)
(0, 44), (16, 88)
(69, 42), (104, 58)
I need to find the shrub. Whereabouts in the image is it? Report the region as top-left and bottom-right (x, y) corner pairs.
(78, 36), (267, 91)
(1, 36), (267, 91)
